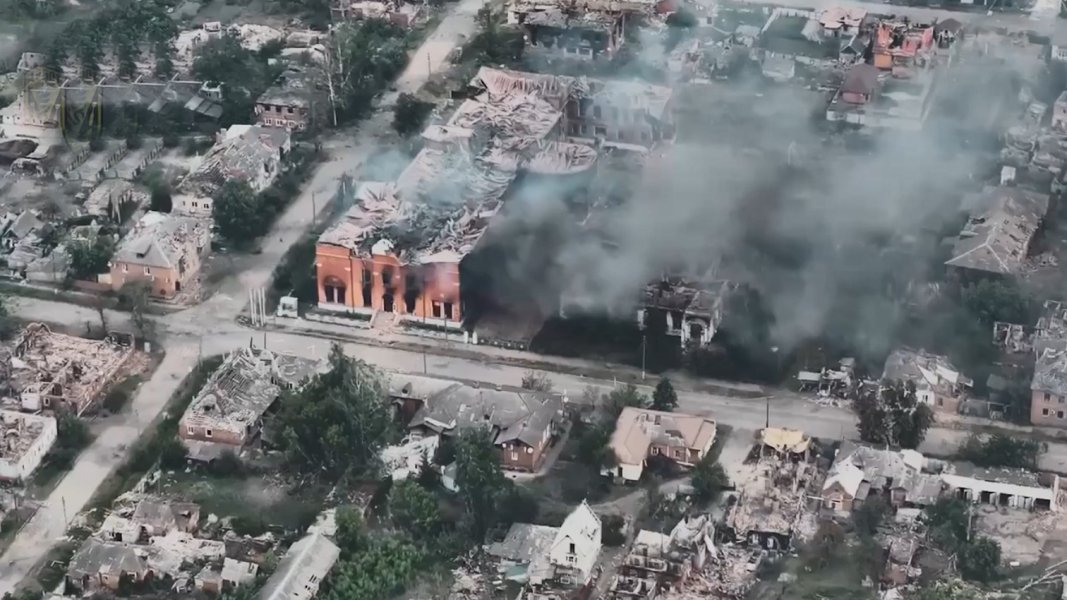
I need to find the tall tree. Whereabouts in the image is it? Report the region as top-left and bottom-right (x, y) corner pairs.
(651, 377), (678, 411)
(324, 538), (422, 600)
(690, 456), (729, 502)
(958, 537), (1000, 582)
(853, 380), (933, 449)
(276, 344), (396, 477)
(454, 428), (506, 541)
(213, 180), (261, 244)
(68, 236), (115, 280)
(388, 481), (442, 540)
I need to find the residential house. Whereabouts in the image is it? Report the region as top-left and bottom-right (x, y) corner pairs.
(881, 348), (972, 413)
(945, 186), (1049, 279)
(509, 0), (627, 61)
(0, 410), (56, 482)
(1053, 91), (1067, 133)
(332, 0), (424, 26)
(394, 373), (563, 472)
(109, 211), (210, 299)
(487, 501), (601, 587)
(613, 515), (714, 594)
(758, 9), (841, 68)
(1032, 347), (1067, 427)
(821, 443), (942, 512)
(131, 499), (200, 537)
(179, 347), (324, 453)
(66, 539), (150, 594)
(758, 427), (811, 460)
(259, 533), (340, 600)
(606, 407), (717, 482)
(173, 124), (290, 218)
(255, 67), (318, 132)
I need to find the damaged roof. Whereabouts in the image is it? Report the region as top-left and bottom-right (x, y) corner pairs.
(113, 211), (208, 269)
(180, 347), (283, 435)
(610, 407), (716, 466)
(402, 374), (563, 448)
(68, 539), (147, 578)
(260, 533), (340, 600)
(178, 124), (288, 199)
(1033, 347), (1067, 396)
(642, 277), (729, 318)
(487, 523), (559, 564)
(256, 67), (314, 108)
(946, 186), (1049, 275)
(882, 347), (972, 395)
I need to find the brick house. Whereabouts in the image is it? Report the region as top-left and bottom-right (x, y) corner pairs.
(1032, 348), (1067, 427)
(606, 407), (717, 482)
(392, 373), (564, 472)
(109, 212), (210, 299)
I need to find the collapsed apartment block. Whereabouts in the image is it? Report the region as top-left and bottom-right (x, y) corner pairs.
(178, 347), (325, 456)
(0, 410), (56, 482)
(609, 515), (714, 598)
(507, 0), (656, 61)
(606, 407), (716, 482)
(944, 185), (1049, 279)
(109, 211), (211, 299)
(390, 373), (564, 472)
(172, 124), (291, 219)
(9, 323), (133, 415)
(317, 68), (671, 327)
(637, 277), (730, 349)
(881, 348), (972, 413)
(486, 500), (602, 587)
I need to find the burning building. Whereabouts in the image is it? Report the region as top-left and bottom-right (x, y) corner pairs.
(638, 277), (731, 349)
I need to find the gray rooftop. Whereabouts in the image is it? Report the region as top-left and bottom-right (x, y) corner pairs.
(486, 522), (558, 563)
(259, 533), (340, 600)
(946, 186), (1049, 275)
(256, 67), (314, 108)
(948, 462), (1046, 488)
(1033, 347), (1067, 396)
(113, 211), (208, 270)
(178, 125), (288, 199)
(68, 539), (146, 579)
(397, 374), (562, 448)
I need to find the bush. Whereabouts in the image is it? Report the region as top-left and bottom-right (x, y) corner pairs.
(209, 450), (245, 477)
(162, 133), (180, 148)
(57, 411), (91, 451)
(158, 436), (188, 470)
(103, 386), (131, 413)
(957, 433), (1041, 470)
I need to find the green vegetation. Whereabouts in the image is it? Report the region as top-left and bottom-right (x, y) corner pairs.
(853, 379), (934, 449)
(323, 21), (412, 126)
(923, 497), (1002, 583)
(192, 33), (281, 125)
(393, 93), (435, 138)
(117, 280), (153, 339)
(462, 7), (524, 66)
(957, 433), (1042, 470)
(601, 514), (626, 546)
(651, 376), (678, 411)
(455, 428), (507, 541)
(690, 456), (729, 503)
(102, 374), (142, 413)
(67, 235), (115, 281)
(520, 371), (553, 392)
(388, 480), (443, 540)
(43, 411), (92, 472)
(275, 344), (397, 477)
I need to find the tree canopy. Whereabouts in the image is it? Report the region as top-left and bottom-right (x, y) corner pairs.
(321, 21), (410, 126)
(690, 456), (729, 502)
(454, 428), (507, 541)
(275, 344), (396, 477)
(957, 433), (1041, 470)
(651, 377), (678, 411)
(853, 379), (933, 449)
(389, 481), (442, 540)
(68, 235), (115, 280)
(192, 34), (275, 124)
(392, 93), (435, 138)
(213, 180), (262, 244)
(323, 537), (423, 600)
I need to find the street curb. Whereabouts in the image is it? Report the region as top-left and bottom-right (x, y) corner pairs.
(259, 320), (768, 399)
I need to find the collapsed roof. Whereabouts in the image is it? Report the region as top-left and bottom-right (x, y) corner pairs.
(946, 186), (1049, 275)
(178, 124), (289, 199)
(113, 211), (208, 269)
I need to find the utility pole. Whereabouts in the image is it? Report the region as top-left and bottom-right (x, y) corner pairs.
(311, 192), (317, 225)
(61, 496), (67, 525)
(641, 335), (646, 381)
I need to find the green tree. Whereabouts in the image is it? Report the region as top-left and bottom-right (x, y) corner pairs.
(159, 436), (188, 469)
(606, 383), (647, 418)
(520, 371), (553, 392)
(960, 279), (1032, 326)
(276, 344), (396, 476)
(392, 93), (434, 138)
(651, 377), (678, 411)
(322, 21), (409, 126)
(958, 536), (1000, 582)
(335, 505), (366, 554)
(853, 380), (933, 449)
(690, 456), (729, 502)
(924, 497), (969, 552)
(389, 480), (442, 539)
(957, 433), (1041, 470)
(324, 538), (422, 600)
(192, 34), (268, 123)
(118, 279), (153, 338)
(57, 410), (90, 450)
(576, 422), (614, 471)
(213, 180), (262, 244)
(68, 236), (114, 280)
(852, 495), (887, 538)
(0, 296), (16, 341)
(454, 428), (506, 541)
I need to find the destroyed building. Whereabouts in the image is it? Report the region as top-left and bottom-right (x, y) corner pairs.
(507, 0), (651, 61)
(637, 277), (730, 349)
(9, 323), (133, 415)
(392, 373), (564, 472)
(944, 186), (1049, 278)
(109, 211), (210, 299)
(316, 67), (623, 327)
(941, 462), (1059, 511)
(487, 500), (602, 587)
(822, 443), (941, 513)
(606, 407), (716, 482)
(0, 410), (56, 482)
(179, 347), (324, 456)
(255, 67), (321, 132)
(1031, 347), (1067, 428)
(881, 348), (972, 413)
(66, 539), (150, 594)
(726, 456), (813, 551)
(172, 124), (291, 218)
(610, 515), (714, 597)
(331, 0), (425, 26)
